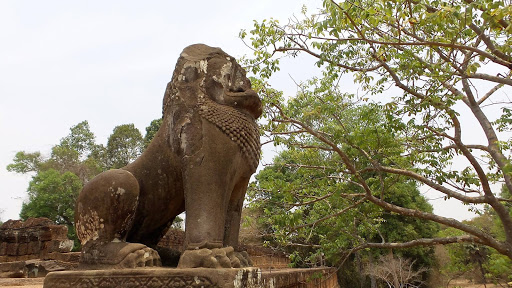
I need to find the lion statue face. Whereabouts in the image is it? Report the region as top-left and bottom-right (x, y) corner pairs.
(164, 44), (262, 120)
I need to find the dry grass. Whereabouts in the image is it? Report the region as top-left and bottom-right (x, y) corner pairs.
(447, 279), (505, 288)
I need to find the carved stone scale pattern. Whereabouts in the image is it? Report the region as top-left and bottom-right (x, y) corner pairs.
(198, 97), (261, 171)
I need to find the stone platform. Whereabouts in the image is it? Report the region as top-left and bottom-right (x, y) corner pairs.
(43, 267), (338, 288)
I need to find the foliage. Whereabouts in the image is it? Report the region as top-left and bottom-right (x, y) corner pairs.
(438, 187), (512, 284)
(20, 169), (82, 226)
(248, 101), (438, 285)
(144, 118), (162, 149)
(7, 151), (43, 174)
(484, 252), (512, 282)
(437, 226), (487, 282)
(242, 0), (512, 260)
(105, 124), (144, 169)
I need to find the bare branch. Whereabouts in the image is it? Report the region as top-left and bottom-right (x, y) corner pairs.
(478, 82), (506, 105)
(469, 73), (512, 87)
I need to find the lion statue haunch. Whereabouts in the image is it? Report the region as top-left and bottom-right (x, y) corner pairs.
(74, 44), (262, 269)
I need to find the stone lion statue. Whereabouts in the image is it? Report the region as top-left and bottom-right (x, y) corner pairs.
(74, 44), (261, 269)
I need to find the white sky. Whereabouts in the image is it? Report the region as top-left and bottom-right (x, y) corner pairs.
(0, 0), (319, 221)
(0, 0), (494, 223)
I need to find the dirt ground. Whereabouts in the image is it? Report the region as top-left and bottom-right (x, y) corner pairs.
(447, 279), (507, 288)
(0, 278), (43, 288)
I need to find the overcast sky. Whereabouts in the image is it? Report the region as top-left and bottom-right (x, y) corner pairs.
(0, 0), (487, 222)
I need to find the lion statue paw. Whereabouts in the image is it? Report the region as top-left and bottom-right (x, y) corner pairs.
(177, 246), (251, 268)
(79, 242), (162, 269)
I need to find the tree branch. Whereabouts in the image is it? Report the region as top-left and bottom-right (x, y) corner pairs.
(274, 47), (384, 72)
(359, 235), (486, 250)
(290, 197), (367, 231)
(365, 193), (512, 258)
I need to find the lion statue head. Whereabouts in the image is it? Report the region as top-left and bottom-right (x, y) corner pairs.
(163, 44), (262, 119)
(163, 44), (262, 172)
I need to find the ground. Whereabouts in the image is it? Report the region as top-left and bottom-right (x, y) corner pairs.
(445, 279), (504, 288)
(0, 278), (43, 288)
(0, 277), (507, 287)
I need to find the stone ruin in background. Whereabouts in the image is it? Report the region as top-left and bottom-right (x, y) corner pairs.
(0, 218), (73, 262)
(0, 218), (79, 278)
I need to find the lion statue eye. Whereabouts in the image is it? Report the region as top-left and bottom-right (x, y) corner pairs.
(183, 66), (199, 83)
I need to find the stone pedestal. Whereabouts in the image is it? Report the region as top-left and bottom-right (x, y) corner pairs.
(43, 267), (338, 288)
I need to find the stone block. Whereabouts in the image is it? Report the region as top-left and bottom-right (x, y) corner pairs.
(44, 252), (81, 263)
(1, 219), (23, 230)
(6, 243), (18, 256)
(44, 268), (262, 288)
(2, 230), (19, 243)
(17, 231), (29, 243)
(43, 267), (339, 288)
(25, 260), (67, 278)
(39, 228), (52, 242)
(17, 243), (28, 256)
(27, 241), (40, 255)
(22, 218), (54, 228)
(0, 261), (27, 278)
(28, 229), (40, 242)
(0, 242), (7, 256)
(48, 225), (68, 240)
(0, 260), (71, 279)
(262, 268), (339, 288)
(43, 240), (73, 253)
(20, 255), (35, 262)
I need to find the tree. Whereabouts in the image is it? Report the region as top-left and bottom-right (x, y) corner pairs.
(248, 102), (438, 285)
(364, 254), (427, 288)
(144, 118), (162, 149)
(20, 169), (82, 227)
(6, 151), (43, 174)
(8, 121), (103, 183)
(242, 0), (512, 259)
(105, 124), (144, 169)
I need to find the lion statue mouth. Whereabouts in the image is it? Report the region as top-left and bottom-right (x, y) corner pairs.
(223, 88), (262, 119)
